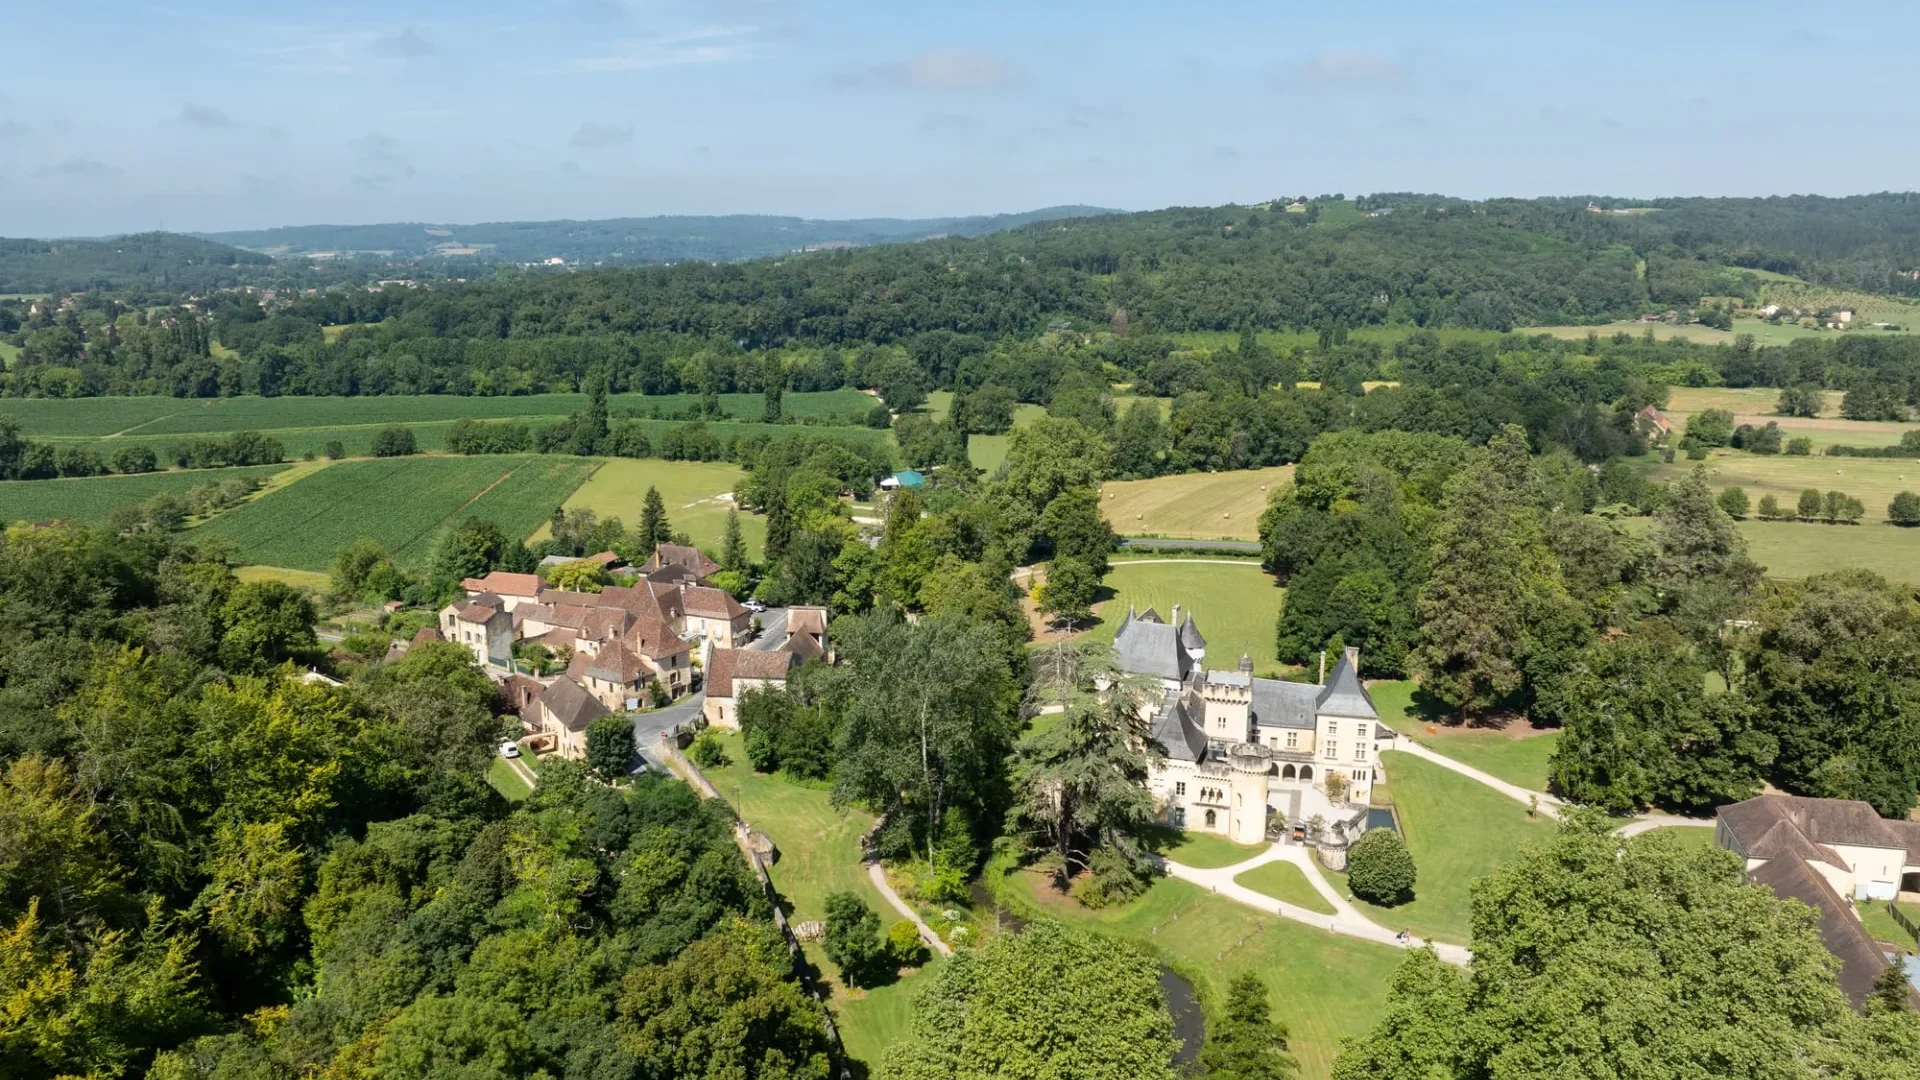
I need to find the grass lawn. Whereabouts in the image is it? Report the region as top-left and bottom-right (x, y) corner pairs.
(1616, 513), (1920, 584)
(693, 731), (938, 1069)
(1233, 861), (1336, 915)
(0, 341), (19, 368)
(233, 565), (333, 591)
(1856, 900), (1920, 952)
(923, 391), (1044, 475)
(486, 757), (533, 802)
(1648, 447), (1920, 524)
(1161, 831), (1265, 869)
(1325, 750), (1558, 944)
(1666, 386), (1847, 418)
(1101, 465), (1293, 541)
(1000, 870), (1401, 1080)
(1638, 825), (1717, 851)
(1369, 681), (1559, 793)
(1081, 561), (1293, 678)
(536, 458), (760, 556)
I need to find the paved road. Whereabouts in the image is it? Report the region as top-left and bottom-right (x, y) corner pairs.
(1163, 842), (1473, 966)
(629, 606), (791, 772)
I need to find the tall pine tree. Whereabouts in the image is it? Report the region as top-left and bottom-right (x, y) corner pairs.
(764, 485), (793, 563)
(762, 355), (785, 424)
(722, 507), (748, 572)
(637, 486), (671, 557)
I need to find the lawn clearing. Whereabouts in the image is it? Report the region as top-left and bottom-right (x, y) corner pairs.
(694, 731), (941, 1070)
(0, 464), (290, 527)
(1646, 448), (1920, 524)
(1370, 681), (1559, 793)
(1735, 519), (1920, 583)
(924, 391), (1045, 474)
(1233, 861), (1336, 914)
(486, 757), (533, 803)
(1856, 900), (1920, 952)
(1325, 749), (1558, 944)
(197, 454), (596, 571)
(999, 870), (1400, 1080)
(233, 565), (333, 592)
(1081, 561), (1292, 678)
(1101, 466), (1293, 541)
(1665, 386), (1846, 418)
(1526, 320), (1839, 348)
(541, 458), (760, 557)
(1161, 831), (1265, 869)
(0, 341), (20, 368)
(1659, 387), (1920, 449)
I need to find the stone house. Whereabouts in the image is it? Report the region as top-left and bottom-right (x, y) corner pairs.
(643, 543), (721, 581)
(681, 585), (751, 649)
(785, 605), (832, 662)
(703, 648), (798, 729)
(523, 675), (609, 760)
(438, 593), (513, 669)
(1113, 606), (1394, 845)
(457, 572), (543, 612)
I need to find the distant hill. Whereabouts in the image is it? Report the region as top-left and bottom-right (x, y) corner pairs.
(194, 206), (1120, 266)
(0, 233), (273, 295)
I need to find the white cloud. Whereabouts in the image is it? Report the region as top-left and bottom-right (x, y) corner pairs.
(32, 158), (122, 179)
(571, 26), (759, 71)
(570, 121), (634, 148)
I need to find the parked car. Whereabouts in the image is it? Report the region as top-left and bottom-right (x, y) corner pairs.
(498, 740), (521, 759)
(743, 598), (768, 613)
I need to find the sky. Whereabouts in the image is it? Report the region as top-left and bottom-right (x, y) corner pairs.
(0, 0), (1913, 236)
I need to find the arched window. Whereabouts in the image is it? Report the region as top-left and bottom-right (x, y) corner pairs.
(1300, 765), (1314, 781)
(1204, 809), (1217, 828)
(1281, 764), (1297, 780)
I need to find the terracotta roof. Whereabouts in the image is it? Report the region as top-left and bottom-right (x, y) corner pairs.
(627, 618), (691, 660)
(683, 585), (747, 620)
(581, 641), (646, 685)
(540, 676), (610, 732)
(519, 627), (578, 652)
(538, 589), (607, 608)
(788, 632), (825, 661)
(1719, 795), (1920, 866)
(787, 606), (829, 636)
(584, 550), (624, 567)
(500, 673), (544, 715)
(707, 648), (796, 699)
(1747, 853), (1911, 1011)
(642, 563), (702, 587)
(645, 543), (721, 579)
(452, 594), (503, 623)
(461, 571), (542, 597)
(410, 626), (443, 645)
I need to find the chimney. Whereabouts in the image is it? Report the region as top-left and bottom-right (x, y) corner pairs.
(1319, 649), (1327, 684)
(1238, 652), (1253, 674)
(1172, 603), (1182, 627)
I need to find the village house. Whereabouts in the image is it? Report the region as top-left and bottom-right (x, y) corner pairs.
(1717, 794), (1920, 1010)
(784, 606), (832, 662)
(1634, 404), (1674, 439)
(681, 585), (752, 649)
(643, 542), (721, 581)
(1112, 606), (1394, 847)
(439, 593), (513, 668)
(457, 571), (543, 611)
(522, 674), (609, 760)
(703, 647), (800, 728)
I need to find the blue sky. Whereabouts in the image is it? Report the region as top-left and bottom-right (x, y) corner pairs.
(0, 0), (1911, 236)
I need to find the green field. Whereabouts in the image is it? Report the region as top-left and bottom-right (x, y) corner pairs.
(1082, 561), (1293, 678)
(1325, 750), (1558, 944)
(1528, 319), (1842, 348)
(999, 870), (1401, 1080)
(1369, 681), (1559, 793)
(1856, 900), (1920, 952)
(1233, 861), (1336, 914)
(197, 455), (596, 571)
(0, 464), (290, 527)
(1736, 519), (1920, 583)
(486, 757), (533, 802)
(1161, 830), (1265, 869)
(3, 390), (876, 439)
(1662, 386), (1920, 449)
(1101, 466), (1293, 541)
(0, 341), (20, 368)
(540, 458), (761, 557)
(924, 390), (1045, 474)
(696, 731), (935, 1071)
(1648, 448), (1920, 525)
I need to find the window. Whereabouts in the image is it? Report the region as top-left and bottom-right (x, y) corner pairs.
(1284, 730), (1299, 749)
(1323, 741), (1338, 760)
(1175, 782), (1186, 797)
(1204, 809), (1216, 828)
(1173, 807), (1186, 826)
(1355, 743), (1368, 761)
(1325, 720), (1336, 735)
(1352, 769), (1368, 782)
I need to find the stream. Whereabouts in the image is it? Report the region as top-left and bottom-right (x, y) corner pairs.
(971, 883), (1207, 1065)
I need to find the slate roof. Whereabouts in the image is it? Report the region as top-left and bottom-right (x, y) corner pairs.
(1148, 687), (1209, 762)
(1719, 795), (1920, 866)
(1315, 648), (1378, 719)
(707, 648), (797, 699)
(540, 676), (609, 732)
(1179, 613), (1206, 650)
(1252, 677), (1321, 730)
(1747, 853), (1910, 1011)
(452, 594), (505, 623)
(1113, 609), (1191, 681)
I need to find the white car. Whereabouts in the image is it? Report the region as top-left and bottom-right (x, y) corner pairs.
(498, 740), (521, 759)
(743, 599), (768, 613)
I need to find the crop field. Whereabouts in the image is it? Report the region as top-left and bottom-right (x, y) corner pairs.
(1101, 465), (1293, 540)
(197, 455), (596, 571)
(0, 464), (289, 527)
(536, 458), (760, 557)
(4, 389), (877, 440)
(1082, 560), (1292, 677)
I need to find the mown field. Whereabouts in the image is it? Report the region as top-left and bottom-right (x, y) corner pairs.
(924, 389), (1046, 473)
(1369, 681), (1559, 793)
(0, 464), (289, 527)
(1662, 386), (1920, 449)
(1648, 448), (1920, 524)
(1101, 465), (1292, 541)
(1081, 560), (1292, 677)
(1528, 319), (1842, 348)
(197, 455), (597, 571)
(535, 458), (761, 558)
